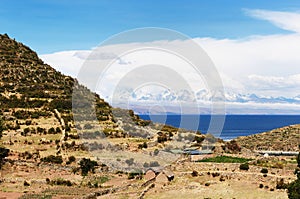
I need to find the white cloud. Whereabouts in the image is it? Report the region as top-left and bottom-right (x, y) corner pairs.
(40, 50), (86, 77)
(39, 9), (300, 112)
(245, 9), (300, 33)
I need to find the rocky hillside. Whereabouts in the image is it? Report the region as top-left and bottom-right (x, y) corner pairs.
(0, 33), (211, 162)
(0, 33), (113, 122)
(235, 124), (300, 151)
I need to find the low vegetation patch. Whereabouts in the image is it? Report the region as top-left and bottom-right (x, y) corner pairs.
(48, 178), (73, 186)
(198, 155), (252, 163)
(41, 155), (63, 164)
(240, 163), (250, 171)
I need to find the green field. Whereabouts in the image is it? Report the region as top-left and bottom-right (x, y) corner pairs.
(197, 155), (252, 163)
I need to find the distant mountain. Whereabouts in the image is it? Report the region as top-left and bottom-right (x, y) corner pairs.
(107, 88), (300, 114)
(107, 88), (300, 104)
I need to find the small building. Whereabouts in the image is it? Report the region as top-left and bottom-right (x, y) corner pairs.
(188, 150), (213, 162)
(144, 169), (157, 181)
(156, 172), (169, 184)
(163, 169), (174, 181)
(143, 168), (174, 184)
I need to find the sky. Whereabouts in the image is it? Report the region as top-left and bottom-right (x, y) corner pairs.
(1, 0), (299, 54)
(2, 1), (300, 113)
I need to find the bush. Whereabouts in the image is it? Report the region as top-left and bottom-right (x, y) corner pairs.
(261, 168), (268, 174)
(239, 163), (249, 171)
(79, 158), (98, 176)
(23, 181), (30, 186)
(0, 116), (4, 139)
(49, 178), (72, 186)
(198, 156), (251, 163)
(288, 179), (300, 199)
(138, 142), (148, 149)
(56, 127), (61, 133)
(191, 170), (198, 177)
(25, 120), (32, 125)
(157, 134), (168, 143)
(225, 140), (241, 153)
(212, 172), (220, 177)
(23, 127), (30, 136)
(128, 170), (143, 179)
(83, 123), (93, 129)
(149, 161), (160, 167)
(66, 156), (76, 165)
(48, 127), (56, 134)
(0, 147), (9, 168)
(153, 149), (159, 156)
(287, 145), (300, 198)
(259, 184), (264, 188)
(276, 179), (288, 189)
(41, 155), (63, 164)
(125, 158), (134, 166)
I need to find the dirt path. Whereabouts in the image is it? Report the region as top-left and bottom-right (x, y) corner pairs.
(54, 109), (66, 155)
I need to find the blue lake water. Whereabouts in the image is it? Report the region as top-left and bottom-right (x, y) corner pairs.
(138, 115), (300, 140)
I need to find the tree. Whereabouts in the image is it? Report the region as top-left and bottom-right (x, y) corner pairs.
(79, 158), (98, 176)
(287, 146), (300, 198)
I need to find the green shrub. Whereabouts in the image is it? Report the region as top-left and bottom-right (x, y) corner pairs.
(239, 163), (249, 171)
(41, 155), (63, 164)
(198, 156), (251, 163)
(49, 178), (72, 186)
(48, 127), (56, 134)
(153, 149), (159, 156)
(125, 158), (134, 166)
(225, 140), (241, 153)
(56, 127), (61, 133)
(259, 184), (264, 188)
(0, 147), (9, 168)
(23, 181), (30, 186)
(287, 146), (300, 198)
(79, 158), (98, 176)
(83, 123), (93, 129)
(23, 127), (30, 136)
(157, 134), (167, 143)
(149, 161), (160, 167)
(261, 168), (268, 174)
(138, 142), (148, 149)
(66, 156), (76, 165)
(288, 179), (300, 199)
(191, 170), (198, 177)
(276, 179), (288, 189)
(25, 120), (32, 125)
(0, 116), (4, 139)
(128, 170), (143, 179)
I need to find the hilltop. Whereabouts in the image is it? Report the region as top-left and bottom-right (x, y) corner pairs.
(235, 124), (300, 152)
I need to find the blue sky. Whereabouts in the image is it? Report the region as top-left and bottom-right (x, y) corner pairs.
(2, 0), (300, 113)
(1, 0), (300, 54)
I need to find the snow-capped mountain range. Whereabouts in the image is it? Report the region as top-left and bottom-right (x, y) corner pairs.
(107, 88), (300, 104)
(105, 89), (300, 114)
